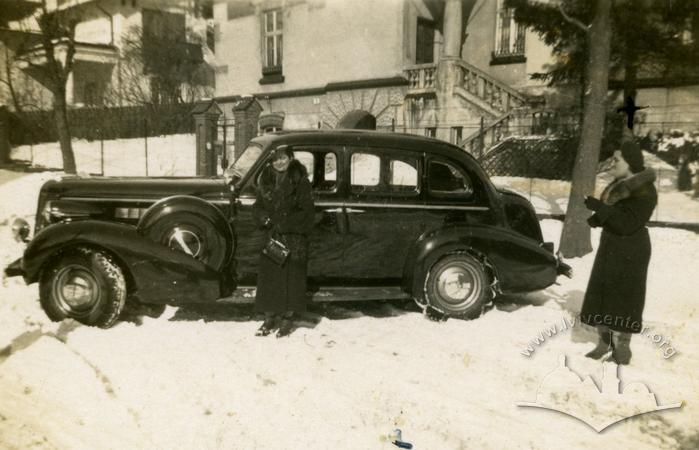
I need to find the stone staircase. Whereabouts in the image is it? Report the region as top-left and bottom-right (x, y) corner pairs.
(405, 59), (577, 157)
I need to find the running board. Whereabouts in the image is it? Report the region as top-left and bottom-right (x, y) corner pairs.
(217, 286), (411, 304)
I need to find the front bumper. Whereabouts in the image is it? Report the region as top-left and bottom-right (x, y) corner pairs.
(4, 257), (24, 278)
(556, 254), (573, 278)
(541, 241), (573, 279)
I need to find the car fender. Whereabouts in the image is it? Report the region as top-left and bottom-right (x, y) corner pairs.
(402, 224), (558, 298)
(22, 220), (221, 305)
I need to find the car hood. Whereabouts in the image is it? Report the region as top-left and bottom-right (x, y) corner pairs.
(40, 176), (226, 201)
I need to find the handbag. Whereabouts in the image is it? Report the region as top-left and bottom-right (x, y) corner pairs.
(263, 236), (290, 266)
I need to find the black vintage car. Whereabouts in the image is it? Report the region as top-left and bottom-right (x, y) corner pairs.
(5, 130), (571, 328)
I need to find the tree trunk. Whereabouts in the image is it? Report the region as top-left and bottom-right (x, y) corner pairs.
(0, 106), (10, 164)
(559, 0), (612, 257)
(53, 87), (77, 174)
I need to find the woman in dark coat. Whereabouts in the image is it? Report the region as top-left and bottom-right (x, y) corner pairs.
(252, 148), (315, 337)
(581, 140), (657, 365)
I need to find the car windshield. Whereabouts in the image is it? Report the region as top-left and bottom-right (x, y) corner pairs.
(224, 143), (263, 184)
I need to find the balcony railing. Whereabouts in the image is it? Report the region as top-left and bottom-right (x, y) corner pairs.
(455, 59), (526, 113)
(404, 63), (436, 93)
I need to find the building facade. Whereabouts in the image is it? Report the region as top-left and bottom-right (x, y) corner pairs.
(211, 0), (556, 154)
(0, 0), (215, 109)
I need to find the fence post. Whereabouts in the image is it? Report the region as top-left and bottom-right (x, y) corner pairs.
(144, 118), (149, 177)
(221, 115), (228, 170)
(100, 128), (104, 176)
(655, 166), (660, 221)
(478, 117), (485, 158)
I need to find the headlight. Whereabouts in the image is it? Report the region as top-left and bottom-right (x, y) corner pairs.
(42, 200), (53, 224)
(11, 218), (30, 242)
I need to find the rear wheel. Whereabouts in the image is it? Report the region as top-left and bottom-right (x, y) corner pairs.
(39, 247), (126, 328)
(423, 253), (491, 319)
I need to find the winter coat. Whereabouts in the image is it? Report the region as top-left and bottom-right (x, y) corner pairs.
(580, 168), (657, 333)
(253, 159), (315, 313)
(678, 159), (692, 191)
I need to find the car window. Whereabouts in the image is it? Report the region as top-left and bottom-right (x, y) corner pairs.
(351, 153), (380, 188)
(325, 153), (337, 182)
(350, 151), (419, 195)
(293, 151), (314, 182)
(389, 159), (418, 188)
(428, 160), (474, 197)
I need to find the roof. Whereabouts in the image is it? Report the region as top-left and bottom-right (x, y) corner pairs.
(250, 129), (478, 162)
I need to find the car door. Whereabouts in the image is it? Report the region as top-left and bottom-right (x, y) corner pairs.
(293, 146), (347, 284)
(342, 146), (424, 282)
(231, 145), (346, 286)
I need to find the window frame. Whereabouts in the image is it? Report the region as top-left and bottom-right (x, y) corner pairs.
(262, 9), (283, 73)
(415, 17), (435, 64)
(247, 145), (342, 196)
(347, 147), (422, 198)
(491, 1), (526, 65)
(426, 157), (478, 202)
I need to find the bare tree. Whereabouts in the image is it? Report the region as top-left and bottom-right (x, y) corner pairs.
(12, 0), (79, 173)
(558, 0), (613, 257)
(109, 24), (213, 109)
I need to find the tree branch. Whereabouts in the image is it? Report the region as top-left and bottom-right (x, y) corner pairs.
(558, 3), (590, 33)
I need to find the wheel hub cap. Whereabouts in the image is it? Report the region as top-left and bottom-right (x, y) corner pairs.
(437, 266), (479, 307)
(167, 228), (203, 258)
(54, 266), (99, 314)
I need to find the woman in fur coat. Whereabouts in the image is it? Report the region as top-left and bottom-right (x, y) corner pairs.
(252, 147), (315, 337)
(581, 140), (657, 365)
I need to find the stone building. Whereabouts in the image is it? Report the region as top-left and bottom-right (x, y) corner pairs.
(211, 0), (558, 157)
(211, 0), (699, 158)
(0, 0), (215, 109)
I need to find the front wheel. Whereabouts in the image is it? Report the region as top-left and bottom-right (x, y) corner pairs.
(423, 253), (491, 320)
(39, 247), (126, 328)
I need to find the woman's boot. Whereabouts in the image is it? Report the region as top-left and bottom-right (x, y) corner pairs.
(607, 332), (632, 365)
(585, 327), (612, 359)
(276, 311), (295, 338)
(256, 313), (279, 336)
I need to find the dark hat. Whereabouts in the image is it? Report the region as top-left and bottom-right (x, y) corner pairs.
(620, 140), (645, 173)
(271, 145), (294, 160)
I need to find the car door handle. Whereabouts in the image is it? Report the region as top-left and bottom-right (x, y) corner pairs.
(345, 208), (365, 213)
(323, 207), (343, 213)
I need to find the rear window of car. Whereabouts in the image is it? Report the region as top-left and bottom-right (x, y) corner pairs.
(428, 160), (474, 198)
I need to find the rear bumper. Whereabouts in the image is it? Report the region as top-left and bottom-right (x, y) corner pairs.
(4, 257), (24, 278)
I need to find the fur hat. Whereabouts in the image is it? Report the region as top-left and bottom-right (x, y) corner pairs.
(620, 140), (645, 173)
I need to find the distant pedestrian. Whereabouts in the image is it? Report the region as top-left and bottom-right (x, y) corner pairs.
(252, 147), (315, 337)
(580, 140), (657, 365)
(677, 154), (692, 191)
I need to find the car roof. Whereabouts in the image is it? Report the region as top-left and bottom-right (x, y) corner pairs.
(250, 129), (476, 161)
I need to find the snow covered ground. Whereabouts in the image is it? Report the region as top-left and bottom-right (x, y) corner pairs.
(1, 144), (699, 449)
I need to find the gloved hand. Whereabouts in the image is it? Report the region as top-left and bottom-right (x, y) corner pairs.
(584, 196), (604, 212)
(587, 214), (601, 228)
